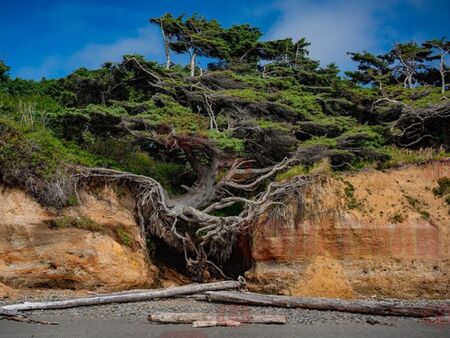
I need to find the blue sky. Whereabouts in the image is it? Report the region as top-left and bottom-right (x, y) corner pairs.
(1, 0), (449, 79)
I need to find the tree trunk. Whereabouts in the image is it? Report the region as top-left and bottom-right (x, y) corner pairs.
(0, 281), (241, 312)
(148, 312), (287, 324)
(190, 52), (197, 77)
(204, 291), (448, 318)
(160, 26), (171, 70)
(440, 56), (446, 94)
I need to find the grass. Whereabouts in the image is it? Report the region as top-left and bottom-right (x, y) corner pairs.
(276, 164), (308, 182)
(382, 146), (448, 168)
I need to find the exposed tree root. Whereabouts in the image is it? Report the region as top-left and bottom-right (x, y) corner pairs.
(74, 154), (310, 278)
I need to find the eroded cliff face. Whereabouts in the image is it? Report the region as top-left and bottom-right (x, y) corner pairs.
(0, 184), (158, 292)
(246, 160), (450, 299)
(1, 161), (449, 300)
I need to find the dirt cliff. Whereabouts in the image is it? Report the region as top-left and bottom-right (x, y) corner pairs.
(0, 184), (158, 293)
(1, 161), (449, 300)
(245, 160), (450, 299)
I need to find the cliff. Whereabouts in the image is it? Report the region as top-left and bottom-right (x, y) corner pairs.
(245, 160), (450, 299)
(1, 161), (449, 299)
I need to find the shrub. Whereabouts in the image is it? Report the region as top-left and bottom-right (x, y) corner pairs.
(433, 177), (450, 197)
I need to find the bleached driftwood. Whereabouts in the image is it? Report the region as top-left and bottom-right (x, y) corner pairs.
(203, 291), (448, 318)
(148, 312), (287, 324)
(0, 281), (241, 312)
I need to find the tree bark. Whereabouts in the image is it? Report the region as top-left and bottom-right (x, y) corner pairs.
(204, 291), (448, 318)
(440, 55), (446, 94)
(161, 27), (171, 70)
(148, 312), (287, 324)
(190, 52), (197, 77)
(0, 281), (241, 312)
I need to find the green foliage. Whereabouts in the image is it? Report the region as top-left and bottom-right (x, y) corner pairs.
(275, 165), (307, 182)
(0, 60), (10, 83)
(116, 227), (132, 246)
(433, 177), (450, 197)
(382, 146), (448, 168)
(206, 130), (245, 153)
(142, 95), (208, 133)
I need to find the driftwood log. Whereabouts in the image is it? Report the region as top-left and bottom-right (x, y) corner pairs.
(192, 320), (241, 327)
(0, 281), (241, 312)
(148, 312), (287, 324)
(204, 291), (449, 318)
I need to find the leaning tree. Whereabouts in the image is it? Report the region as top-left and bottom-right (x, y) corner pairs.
(423, 38), (450, 94)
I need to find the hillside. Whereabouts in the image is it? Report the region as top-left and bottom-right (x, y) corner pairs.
(0, 15), (449, 286)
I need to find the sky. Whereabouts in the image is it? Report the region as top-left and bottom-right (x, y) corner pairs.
(1, 0), (449, 80)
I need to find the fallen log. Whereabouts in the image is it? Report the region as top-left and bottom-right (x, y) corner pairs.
(192, 320), (241, 327)
(204, 291), (449, 318)
(0, 281), (241, 312)
(148, 312), (287, 324)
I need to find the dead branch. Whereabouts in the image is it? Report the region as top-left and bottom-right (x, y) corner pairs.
(391, 101), (450, 147)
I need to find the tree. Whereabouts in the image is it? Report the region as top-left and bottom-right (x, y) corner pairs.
(169, 14), (230, 77)
(423, 38), (450, 93)
(388, 42), (431, 89)
(222, 24), (262, 64)
(0, 60), (10, 83)
(346, 51), (392, 90)
(150, 14), (183, 70)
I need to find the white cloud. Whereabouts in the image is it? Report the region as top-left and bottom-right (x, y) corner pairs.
(17, 26), (162, 80)
(267, 0), (411, 70)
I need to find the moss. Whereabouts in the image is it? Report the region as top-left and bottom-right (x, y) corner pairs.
(116, 227), (132, 247)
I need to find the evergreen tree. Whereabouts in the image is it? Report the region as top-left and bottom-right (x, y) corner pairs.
(388, 42), (431, 88)
(347, 51), (392, 90)
(423, 38), (450, 93)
